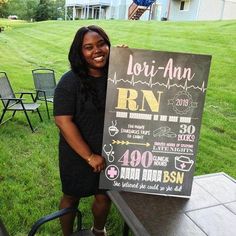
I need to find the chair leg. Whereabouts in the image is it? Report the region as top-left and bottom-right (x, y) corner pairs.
(36, 108), (43, 122)
(12, 110), (17, 118)
(0, 110), (16, 126)
(45, 100), (50, 119)
(0, 109), (7, 124)
(22, 109), (35, 132)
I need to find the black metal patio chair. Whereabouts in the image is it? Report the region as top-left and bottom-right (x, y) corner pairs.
(0, 72), (43, 132)
(0, 218), (10, 236)
(32, 68), (56, 119)
(28, 208), (93, 236)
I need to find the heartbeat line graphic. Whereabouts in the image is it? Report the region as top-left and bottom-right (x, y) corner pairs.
(108, 73), (207, 93)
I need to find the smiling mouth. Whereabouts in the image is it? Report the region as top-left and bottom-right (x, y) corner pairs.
(93, 56), (105, 62)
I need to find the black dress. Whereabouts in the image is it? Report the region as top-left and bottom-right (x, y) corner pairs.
(53, 70), (107, 198)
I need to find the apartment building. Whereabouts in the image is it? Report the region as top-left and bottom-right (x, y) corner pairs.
(65, 0), (159, 20)
(169, 0), (236, 21)
(65, 0), (236, 21)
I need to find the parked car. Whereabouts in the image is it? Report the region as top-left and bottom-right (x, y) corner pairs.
(8, 15), (18, 20)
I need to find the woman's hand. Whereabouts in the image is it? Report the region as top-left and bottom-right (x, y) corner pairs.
(88, 154), (106, 173)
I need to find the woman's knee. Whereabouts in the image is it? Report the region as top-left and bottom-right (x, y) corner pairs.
(94, 193), (111, 206)
(60, 194), (80, 208)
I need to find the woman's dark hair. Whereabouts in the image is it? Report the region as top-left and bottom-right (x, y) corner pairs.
(69, 25), (111, 77)
(68, 25), (111, 111)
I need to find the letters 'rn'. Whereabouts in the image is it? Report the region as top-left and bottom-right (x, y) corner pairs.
(115, 88), (163, 112)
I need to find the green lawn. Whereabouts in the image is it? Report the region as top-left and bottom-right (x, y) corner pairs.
(0, 19), (235, 235)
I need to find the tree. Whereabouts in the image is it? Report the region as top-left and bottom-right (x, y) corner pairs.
(1, 0), (39, 20)
(21, 0), (39, 20)
(50, 0), (65, 20)
(35, 0), (65, 21)
(0, 0), (65, 21)
(34, 0), (52, 21)
(0, 0), (8, 18)
(0, 0), (8, 4)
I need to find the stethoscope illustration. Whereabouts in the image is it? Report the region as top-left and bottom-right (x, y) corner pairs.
(103, 144), (115, 162)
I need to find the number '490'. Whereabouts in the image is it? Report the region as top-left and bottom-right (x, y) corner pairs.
(118, 150), (153, 168)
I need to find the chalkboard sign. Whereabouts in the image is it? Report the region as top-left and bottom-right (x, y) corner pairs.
(99, 48), (211, 197)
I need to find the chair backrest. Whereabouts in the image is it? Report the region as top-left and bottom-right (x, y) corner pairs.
(28, 208), (82, 236)
(0, 72), (16, 107)
(32, 69), (56, 98)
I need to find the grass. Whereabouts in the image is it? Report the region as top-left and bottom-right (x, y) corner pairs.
(0, 19), (236, 235)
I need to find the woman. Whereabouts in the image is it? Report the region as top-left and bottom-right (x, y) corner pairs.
(53, 25), (111, 236)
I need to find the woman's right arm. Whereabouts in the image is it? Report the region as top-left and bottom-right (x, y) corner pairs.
(54, 115), (106, 173)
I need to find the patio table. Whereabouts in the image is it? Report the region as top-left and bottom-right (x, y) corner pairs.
(108, 172), (236, 236)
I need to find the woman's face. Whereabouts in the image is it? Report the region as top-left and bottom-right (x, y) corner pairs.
(82, 31), (110, 76)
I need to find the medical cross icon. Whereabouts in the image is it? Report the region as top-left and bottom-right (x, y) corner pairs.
(180, 162), (186, 169)
(108, 167), (117, 177)
(105, 165), (119, 181)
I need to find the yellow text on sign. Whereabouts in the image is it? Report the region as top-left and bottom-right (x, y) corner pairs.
(115, 88), (163, 112)
(163, 171), (184, 184)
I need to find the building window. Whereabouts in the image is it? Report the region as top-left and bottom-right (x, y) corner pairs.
(180, 0), (190, 11)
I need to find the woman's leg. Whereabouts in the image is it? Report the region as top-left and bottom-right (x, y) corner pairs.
(92, 193), (111, 235)
(59, 194), (80, 236)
